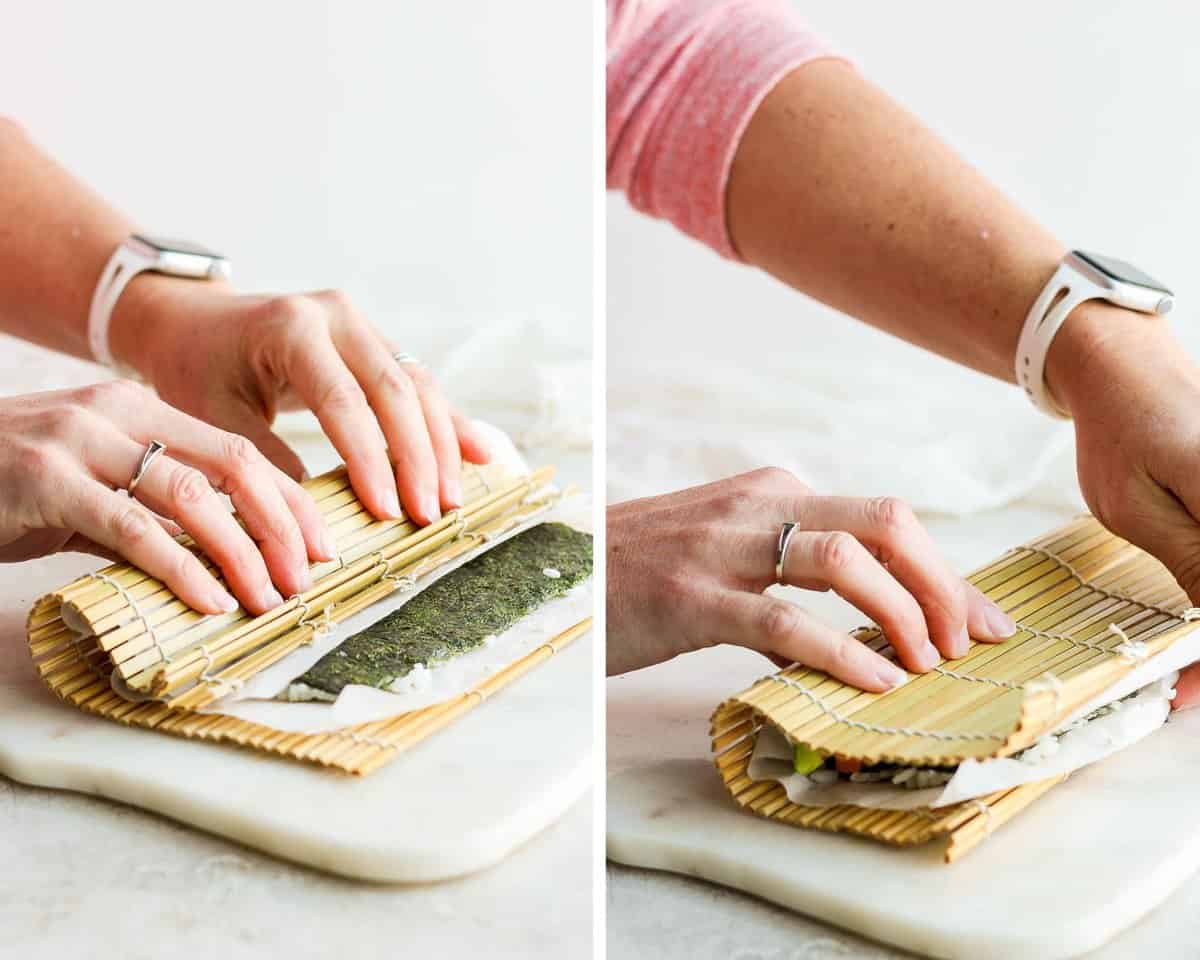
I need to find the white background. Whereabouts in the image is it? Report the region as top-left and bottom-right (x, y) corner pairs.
(607, 1), (1200, 510)
(0, 1), (592, 389)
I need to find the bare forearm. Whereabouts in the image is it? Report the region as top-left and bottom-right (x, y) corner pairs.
(0, 117), (132, 359)
(727, 61), (1066, 383)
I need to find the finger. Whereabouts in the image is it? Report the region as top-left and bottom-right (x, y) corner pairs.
(88, 383), (331, 582)
(404, 363), (465, 509)
(712, 589), (907, 692)
(193, 400), (336, 565)
(224, 402), (308, 482)
(116, 409), (327, 595)
(964, 581), (1016, 644)
(57, 474), (238, 616)
(1105, 481), (1200, 604)
(452, 412), (493, 465)
(1172, 663), (1200, 711)
(331, 326), (441, 524)
(286, 329), (405, 522)
(789, 496), (1014, 655)
(781, 530), (941, 672)
(102, 443), (286, 614)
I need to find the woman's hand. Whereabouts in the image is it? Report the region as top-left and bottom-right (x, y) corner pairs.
(0, 381), (334, 615)
(1047, 303), (1200, 710)
(107, 277), (491, 527)
(606, 467), (1017, 683)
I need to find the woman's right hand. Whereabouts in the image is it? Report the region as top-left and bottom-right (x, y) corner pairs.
(606, 467), (1018, 685)
(0, 380), (334, 615)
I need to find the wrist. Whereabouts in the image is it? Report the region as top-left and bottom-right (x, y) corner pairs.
(107, 273), (231, 382)
(1043, 300), (1173, 416)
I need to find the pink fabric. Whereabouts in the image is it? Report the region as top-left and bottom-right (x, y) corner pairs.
(607, 0), (842, 260)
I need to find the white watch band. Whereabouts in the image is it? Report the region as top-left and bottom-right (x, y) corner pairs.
(87, 240), (156, 369)
(1015, 262), (1104, 419)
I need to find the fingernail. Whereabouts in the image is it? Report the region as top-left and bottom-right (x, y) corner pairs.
(950, 625), (971, 659)
(423, 494), (442, 524)
(261, 587), (285, 611)
(985, 602), (1017, 638)
(212, 586), (238, 614)
(295, 568), (313, 592)
(445, 476), (463, 509)
(382, 488), (403, 520)
(915, 641), (940, 671)
(319, 528), (338, 561)
(876, 661), (907, 689)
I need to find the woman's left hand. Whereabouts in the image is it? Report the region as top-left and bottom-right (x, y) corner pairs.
(1047, 302), (1200, 710)
(108, 276), (491, 527)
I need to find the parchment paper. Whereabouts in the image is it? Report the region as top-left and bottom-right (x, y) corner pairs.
(745, 627), (1200, 810)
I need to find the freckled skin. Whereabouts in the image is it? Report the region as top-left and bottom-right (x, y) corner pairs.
(296, 523), (593, 696)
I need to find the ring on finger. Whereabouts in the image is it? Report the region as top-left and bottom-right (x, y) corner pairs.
(775, 521), (799, 584)
(128, 440), (167, 496)
(392, 351), (422, 368)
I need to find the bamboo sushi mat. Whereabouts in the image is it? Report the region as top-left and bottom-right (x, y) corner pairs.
(26, 462), (592, 775)
(711, 515), (1200, 861)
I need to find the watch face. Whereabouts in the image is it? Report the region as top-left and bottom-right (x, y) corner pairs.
(1074, 250), (1170, 293)
(133, 233), (223, 260)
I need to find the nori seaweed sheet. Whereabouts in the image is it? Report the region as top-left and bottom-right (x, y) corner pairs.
(295, 522), (593, 695)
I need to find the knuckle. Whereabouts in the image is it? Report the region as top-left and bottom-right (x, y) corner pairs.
(746, 465), (799, 492)
(110, 505), (152, 544)
(712, 488), (754, 519)
(659, 573), (695, 608)
(869, 496), (916, 537)
(822, 635), (858, 678)
(680, 521), (721, 555)
(317, 377), (367, 414)
(79, 378), (144, 409)
(377, 363), (416, 398)
(221, 433), (261, 471)
(815, 531), (858, 572)
(267, 293), (308, 324)
(167, 466), (211, 508)
(760, 599), (802, 644)
(263, 294), (324, 339)
(42, 402), (92, 440)
(317, 287), (355, 314)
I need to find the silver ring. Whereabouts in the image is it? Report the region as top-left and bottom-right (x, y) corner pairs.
(392, 351), (422, 367)
(128, 440), (167, 496)
(775, 521), (799, 584)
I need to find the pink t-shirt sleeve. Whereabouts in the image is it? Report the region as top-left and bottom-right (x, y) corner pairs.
(607, 0), (844, 260)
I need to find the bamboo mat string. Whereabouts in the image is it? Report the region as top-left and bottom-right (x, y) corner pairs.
(1108, 622), (1149, 663)
(931, 665), (1022, 690)
(1026, 672), (1064, 714)
(1019, 544), (1193, 620)
(198, 647), (243, 695)
(766, 673), (1004, 744)
(88, 571), (172, 665)
(967, 799), (994, 843)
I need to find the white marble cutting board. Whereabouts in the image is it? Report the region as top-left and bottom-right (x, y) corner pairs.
(607, 638), (1200, 960)
(0, 551), (592, 884)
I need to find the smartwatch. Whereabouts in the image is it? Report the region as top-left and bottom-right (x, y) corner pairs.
(87, 233), (232, 369)
(1016, 250), (1173, 418)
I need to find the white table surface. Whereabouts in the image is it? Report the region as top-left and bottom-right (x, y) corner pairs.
(0, 343), (595, 959)
(606, 505), (1200, 960)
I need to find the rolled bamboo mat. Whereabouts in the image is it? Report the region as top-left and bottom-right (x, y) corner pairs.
(28, 461), (556, 709)
(24, 459), (591, 775)
(711, 515), (1200, 861)
(34, 616), (591, 776)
